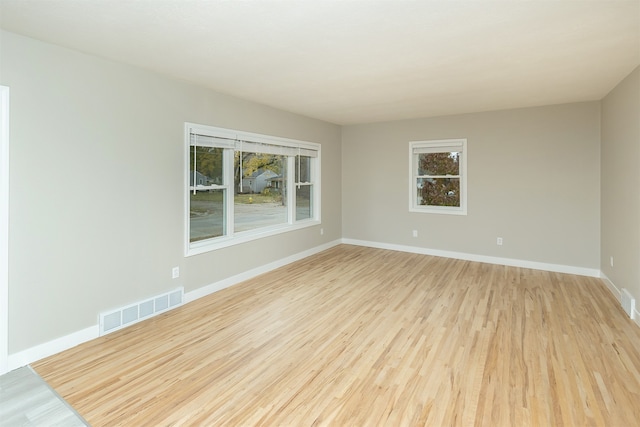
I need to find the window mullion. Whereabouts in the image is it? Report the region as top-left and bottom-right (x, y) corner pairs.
(312, 154), (319, 221)
(287, 156), (295, 224)
(224, 148), (234, 236)
(192, 142), (197, 194)
(418, 175), (461, 179)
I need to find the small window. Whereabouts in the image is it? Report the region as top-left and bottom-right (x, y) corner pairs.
(186, 123), (321, 255)
(409, 139), (467, 215)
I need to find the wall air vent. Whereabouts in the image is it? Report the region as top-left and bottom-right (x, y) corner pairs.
(99, 287), (184, 336)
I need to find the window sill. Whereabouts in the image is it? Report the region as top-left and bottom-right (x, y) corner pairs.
(186, 219), (321, 256)
(409, 206), (467, 216)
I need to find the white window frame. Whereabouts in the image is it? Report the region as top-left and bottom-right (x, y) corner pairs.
(185, 123), (321, 256)
(409, 138), (467, 215)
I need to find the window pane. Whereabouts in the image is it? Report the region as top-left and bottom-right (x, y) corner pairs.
(296, 155), (312, 183)
(417, 178), (460, 207)
(234, 152), (287, 232)
(191, 146), (223, 186)
(190, 189), (225, 242)
(296, 185), (312, 221)
(418, 152), (460, 176)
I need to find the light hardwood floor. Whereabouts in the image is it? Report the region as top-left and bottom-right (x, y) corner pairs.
(33, 245), (640, 426)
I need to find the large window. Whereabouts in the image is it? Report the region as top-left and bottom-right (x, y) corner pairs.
(409, 139), (467, 215)
(186, 123), (320, 255)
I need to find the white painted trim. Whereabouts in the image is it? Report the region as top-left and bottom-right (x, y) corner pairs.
(600, 272), (640, 327)
(0, 86), (9, 375)
(342, 238), (601, 277)
(187, 220), (321, 257)
(7, 325), (99, 371)
(185, 239), (341, 303)
(185, 122), (322, 257)
(4, 239), (341, 370)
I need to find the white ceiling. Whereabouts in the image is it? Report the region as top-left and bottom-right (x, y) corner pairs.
(1, 0), (638, 125)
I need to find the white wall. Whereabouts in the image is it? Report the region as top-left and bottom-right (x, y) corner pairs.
(0, 31), (342, 354)
(601, 66), (640, 313)
(342, 102), (601, 270)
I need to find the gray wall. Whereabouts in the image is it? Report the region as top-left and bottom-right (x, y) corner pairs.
(342, 102), (601, 268)
(601, 66), (640, 303)
(1, 31), (342, 353)
(2, 28), (635, 357)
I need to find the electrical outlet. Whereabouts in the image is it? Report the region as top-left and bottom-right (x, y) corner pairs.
(497, 237), (503, 246)
(172, 267), (180, 279)
(412, 230), (418, 238)
(320, 228), (324, 235)
(610, 256), (614, 267)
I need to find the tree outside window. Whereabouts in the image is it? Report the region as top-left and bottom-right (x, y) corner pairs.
(410, 139), (467, 215)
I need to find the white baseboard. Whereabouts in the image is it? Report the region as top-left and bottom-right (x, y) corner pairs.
(5, 239), (342, 372)
(601, 272), (640, 327)
(10, 238), (636, 371)
(342, 238), (601, 277)
(7, 325), (99, 371)
(184, 239), (341, 303)
(345, 239), (640, 328)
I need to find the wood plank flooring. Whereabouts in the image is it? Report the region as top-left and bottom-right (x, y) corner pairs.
(33, 245), (640, 426)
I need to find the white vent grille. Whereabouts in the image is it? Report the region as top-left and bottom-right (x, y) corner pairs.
(621, 288), (636, 320)
(99, 287), (184, 335)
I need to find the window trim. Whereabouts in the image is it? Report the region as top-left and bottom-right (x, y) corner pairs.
(409, 138), (467, 215)
(185, 123), (321, 256)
